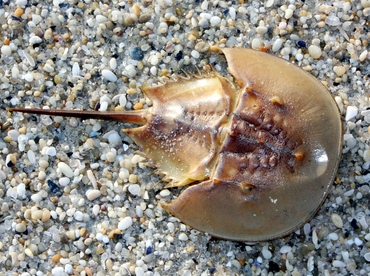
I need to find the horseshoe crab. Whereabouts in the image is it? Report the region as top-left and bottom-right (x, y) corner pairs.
(7, 48), (342, 241)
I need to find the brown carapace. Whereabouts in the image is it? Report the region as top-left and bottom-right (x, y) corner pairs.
(8, 48), (342, 241)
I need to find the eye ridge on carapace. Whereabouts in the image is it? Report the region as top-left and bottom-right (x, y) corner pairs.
(7, 47), (342, 242)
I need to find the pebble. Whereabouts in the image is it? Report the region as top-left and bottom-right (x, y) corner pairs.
(364, 252), (370, 262)
(31, 209), (43, 220)
(99, 101), (108, 112)
(363, 150), (370, 162)
(24, 73), (34, 82)
(344, 134), (356, 148)
(328, 232), (339, 241)
(195, 41), (209, 53)
(45, 146), (57, 156)
(86, 189), (101, 201)
(42, 209), (51, 222)
(129, 174), (138, 184)
(359, 50), (368, 62)
(285, 8), (294, 19)
(331, 213), (343, 228)
(31, 193), (42, 203)
(130, 47), (144, 61)
(54, 75), (62, 84)
(15, 223), (27, 233)
(16, 0), (27, 6)
(178, 233), (188, 241)
(92, 205), (100, 216)
(29, 35), (42, 45)
(191, 50), (200, 59)
(102, 69), (117, 82)
(8, 129), (20, 141)
(119, 168), (130, 180)
(210, 16), (221, 26)
(333, 66), (346, 77)
(342, 251), (349, 262)
(86, 170), (97, 188)
(256, 26), (268, 35)
(262, 246), (272, 259)
(118, 216), (133, 230)
(296, 40), (307, 48)
(149, 55), (159, 65)
(51, 253), (62, 263)
(279, 21), (287, 30)
(125, 64), (136, 78)
(59, 177), (70, 186)
(265, 0), (275, 8)
(106, 151), (116, 162)
(354, 237), (363, 246)
(150, 66), (157, 76)
(308, 45), (322, 59)
(307, 256), (314, 271)
(32, 14), (42, 25)
(1, 45), (12, 56)
(84, 138), (95, 149)
(345, 106), (358, 121)
(325, 15), (341, 26)
(135, 267), (144, 276)
(65, 265), (73, 274)
(128, 184), (140, 195)
(358, 215), (368, 229)
(160, 189), (171, 197)
(362, 0), (370, 8)
(96, 15), (108, 23)
(199, 18), (209, 28)
(17, 183), (26, 198)
(280, 245), (292, 254)
(251, 38), (262, 50)
(332, 260), (346, 268)
(72, 62), (80, 76)
(74, 211), (84, 221)
(110, 58), (117, 70)
(44, 63), (54, 72)
(51, 267), (65, 276)
(119, 94), (127, 108)
(229, 7), (236, 20)
(25, 248), (34, 258)
(280, 46), (290, 57)
(58, 162), (74, 178)
(39, 170), (47, 181)
(103, 130), (122, 147)
(272, 39), (283, 52)
(14, 7), (24, 17)
(6, 154), (17, 167)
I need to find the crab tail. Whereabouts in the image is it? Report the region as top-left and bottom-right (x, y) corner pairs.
(7, 107), (148, 125)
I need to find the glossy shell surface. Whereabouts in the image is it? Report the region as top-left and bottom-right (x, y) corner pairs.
(9, 48), (342, 241)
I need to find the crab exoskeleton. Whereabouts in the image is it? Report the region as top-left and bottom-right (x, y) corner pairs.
(8, 48), (342, 241)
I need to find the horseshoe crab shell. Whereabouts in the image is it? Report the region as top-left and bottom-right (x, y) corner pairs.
(8, 48), (342, 241)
